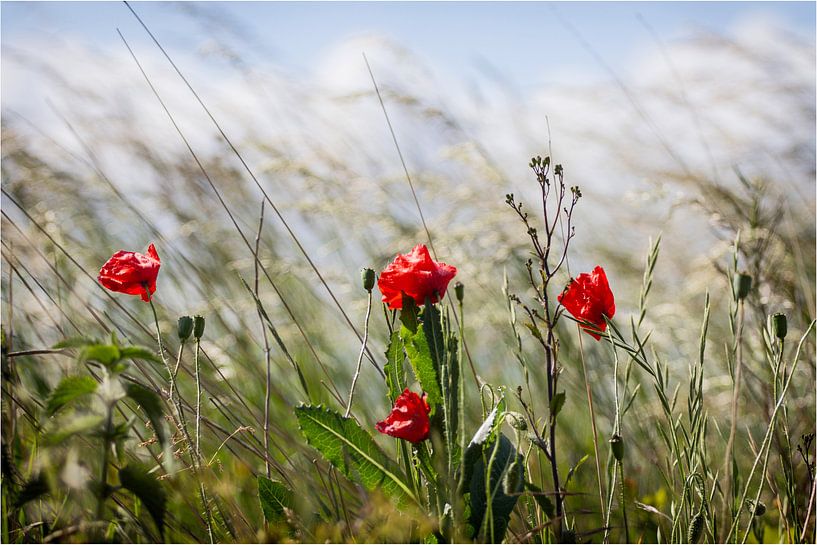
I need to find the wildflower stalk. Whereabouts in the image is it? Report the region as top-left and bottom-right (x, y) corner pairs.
(345, 289), (372, 418)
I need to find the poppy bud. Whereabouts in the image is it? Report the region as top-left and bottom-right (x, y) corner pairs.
(610, 434), (624, 462)
(735, 273), (752, 300)
(503, 459), (523, 495)
(688, 511), (704, 543)
(771, 313), (787, 340)
(193, 315), (205, 339)
(361, 268), (376, 292)
(177, 316), (194, 342)
(454, 282), (464, 303)
(506, 411), (528, 431)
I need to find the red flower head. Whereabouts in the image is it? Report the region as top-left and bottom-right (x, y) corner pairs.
(377, 244), (457, 310)
(375, 389), (431, 443)
(557, 265), (615, 340)
(98, 243), (161, 302)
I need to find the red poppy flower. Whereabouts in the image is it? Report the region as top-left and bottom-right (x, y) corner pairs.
(557, 265), (615, 340)
(98, 243), (161, 302)
(375, 389), (431, 443)
(377, 244), (457, 310)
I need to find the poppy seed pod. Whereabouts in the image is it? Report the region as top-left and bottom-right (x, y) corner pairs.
(177, 316), (194, 342)
(771, 313), (787, 340)
(736, 273), (752, 300)
(454, 281), (464, 303)
(193, 315), (205, 339)
(610, 434), (624, 462)
(361, 268), (376, 292)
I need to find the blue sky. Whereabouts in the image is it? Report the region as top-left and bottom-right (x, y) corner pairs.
(3, 1), (815, 89)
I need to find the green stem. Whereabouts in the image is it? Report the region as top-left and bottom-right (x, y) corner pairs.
(195, 338), (202, 464)
(345, 290), (372, 418)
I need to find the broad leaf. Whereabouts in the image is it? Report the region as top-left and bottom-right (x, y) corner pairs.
(401, 325), (443, 407)
(295, 405), (416, 506)
(53, 337), (100, 349)
(79, 344), (121, 367)
(44, 413), (104, 445)
(119, 464), (167, 538)
(384, 331), (406, 403)
(46, 376), (98, 416)
(125, 383), (168, 450)
(257, 476), (294, 523)
(119, 346), (163, 365)
(469, 433), (524, 543)
(421, 302), (446, 376)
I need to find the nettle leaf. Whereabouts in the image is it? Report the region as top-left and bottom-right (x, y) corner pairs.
(468, 433), (524, 543)
(401, 325), (443, 407)
(119, 346), (162, 365)
(44, 413), (104, 445)
(119, 464), (167, 538)
(295, 405), (416, 506)
(550, 391), (566, 418)
(257, 476), (294, 523)
(46, 376), (98, 416)
(384, 332), (406, 403)
(79, 344), (121, 367)
(124, 383), (168, 450)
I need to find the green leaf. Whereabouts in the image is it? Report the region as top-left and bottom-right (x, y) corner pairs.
(469, 433), (524, 543)
(550, 391), (566, 418)
(79, 344), (121, 367)
(119, 464), (166, 538)
(460, 405), (504, 494)
(44, 413), (104, 445)
(525, 482), (555, 518)
(384, 332), (406, 403)
(565, 454), (590, 488)
(295, 405), (416, 506)
(46, 376), (98, 416)
(401, 324), (443, 407)
(421, 302), (446, 377)
(399, 295), (419, 332)
(53, 337), (100, 349)
(124, 383), (168, 450)
(257, 476), (294, 523)
(119, 346), (162, 365)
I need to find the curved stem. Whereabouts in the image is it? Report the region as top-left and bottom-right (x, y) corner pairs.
(345, 290), (372, 418)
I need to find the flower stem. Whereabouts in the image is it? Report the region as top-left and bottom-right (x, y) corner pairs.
(345, 290), (372, 418)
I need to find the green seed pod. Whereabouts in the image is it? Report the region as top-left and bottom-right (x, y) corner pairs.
(735, 273), (752, 300)
(771, 313), (787, 341)
(361, 268), (376, 292)
(610, 434), (624, 462)
(502, 459), (523, 496)
(454, 281), (464, 303)
(177, 316), (194, 342)
(687, 511), (704, 543)
(193, 315), (206, 339)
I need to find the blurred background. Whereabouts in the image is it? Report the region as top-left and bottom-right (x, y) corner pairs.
(2, 2), (815, 540)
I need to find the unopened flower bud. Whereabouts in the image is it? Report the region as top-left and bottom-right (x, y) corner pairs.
(610, 434), (624, 462)
(361, 268), (376, 292)
(506, 412), (528, 431)
(454, 282), (464, 303)
(503, 459), (523, 495)
(193, 315), (205, 339)
(688, 511), (704, 543)
(771, 313), (787, 341)
(736, 273), (752, 300)
(177, 316), (193, 342)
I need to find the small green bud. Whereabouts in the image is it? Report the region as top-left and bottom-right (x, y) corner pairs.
(736, 273), (752, 300)
(454, 281), (464, 303)
(610, 434), (624, 462)
(193, 315), (205, 339)
(361, 268), (376, 292)
(687, 511), (704, 543)
(177, 316), (194, 342)
(771, 313), (787, 340)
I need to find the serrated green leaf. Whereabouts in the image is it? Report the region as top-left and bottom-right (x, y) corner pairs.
(469, 433), (524, 543)
(46, 376), (98, 416)
(257, 476), (294, 523)
(384, 332), (406, 403)
(421, 302), (445, 376)
(119, 464), (166, 538)
(295, 405), (416, 506)
(119, 346), (162, 365)
(53, 337), (100, 349)
(401, 325), (443, 407)
(79, 344), (121, 367)
(44, 413), (104, 445)
(550, 391), (566, 418)
(124, 383), (167, 450)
